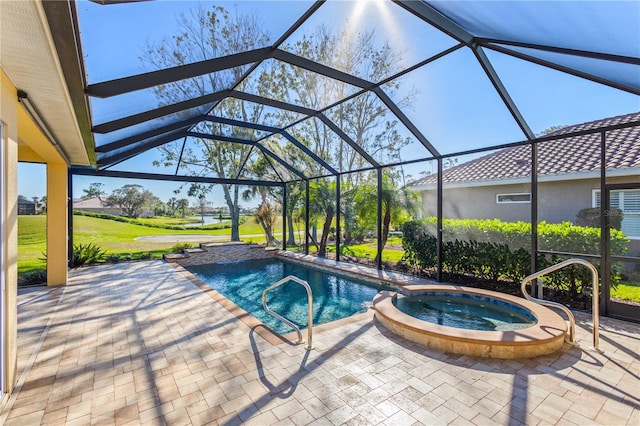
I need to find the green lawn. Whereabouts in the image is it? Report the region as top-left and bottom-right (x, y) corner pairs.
(613, 281), (640, 303)
(18, 214), (281, 274)
(335, 238), (405, 262)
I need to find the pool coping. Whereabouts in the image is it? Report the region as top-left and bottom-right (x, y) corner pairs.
(276, 251), (436, 289)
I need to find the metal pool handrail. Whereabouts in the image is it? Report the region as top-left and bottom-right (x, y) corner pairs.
(262, 275), (313, 351)
(521, 258), (600, 351)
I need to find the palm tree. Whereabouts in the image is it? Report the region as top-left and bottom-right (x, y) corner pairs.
(242, 184), (279, 246)
(254, 200), (278, 246)
(308, 179), (337, 257)
(177, 198), (189, 219)
(354, 173), (421, 263)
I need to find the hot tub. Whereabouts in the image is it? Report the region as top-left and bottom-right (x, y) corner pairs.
(373, 285), (567, 359)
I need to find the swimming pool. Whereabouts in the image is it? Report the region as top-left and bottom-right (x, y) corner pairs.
(185, 258), (392, 334)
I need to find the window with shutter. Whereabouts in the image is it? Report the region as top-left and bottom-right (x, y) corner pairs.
(593, 189), (640, 239)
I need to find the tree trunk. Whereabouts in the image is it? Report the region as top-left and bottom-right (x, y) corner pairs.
(222, 184), (241, 241)
(318, 211), (334, 257)
(287, 213), (296, 245)
(375, 207), (391, 264)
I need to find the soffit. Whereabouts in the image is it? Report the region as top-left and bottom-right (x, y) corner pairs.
(0, 0), (90, 165)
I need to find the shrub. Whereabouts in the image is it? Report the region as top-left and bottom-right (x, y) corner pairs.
(73, 210), (249, 231)
(401, 218), (628, 301)
(106, 255), (120, 263)
(171, 242), (193, 253)
(72, 242), (107, 267)
(18, 269), (47, 286)
(576, 207), (623, 230)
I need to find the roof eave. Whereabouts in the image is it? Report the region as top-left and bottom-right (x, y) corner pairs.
(411, 168), (640, 191)
(41, 0), (96, 166)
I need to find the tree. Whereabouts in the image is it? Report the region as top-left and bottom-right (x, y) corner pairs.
(242, 184), (279, 246)
(443, 158), (458, 169)
(241, 155), (283, 245)
(538, 125), (567, 136)
(166, 197), (179, 217)
(105, 184), (155, 218)
(254, 199), (278, 246)
(143, 5), (270, 241)
(308, 178), (337, 257)
(144, 5), (415, 245)
(284, 182), (305, 246)
(354, 172), (421, 263)
(275, 26), (415, 177)
(190, 188), (211, 224)
(82, 182), (106, 200)
(149, 196), (166, 216)
(177, 198), (190, 219)
(267, 25), (415, 247)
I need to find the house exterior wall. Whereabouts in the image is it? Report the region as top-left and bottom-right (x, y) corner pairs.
(1, 66), (73, 398)
(1, 69), (19, 401)
(537, 180), (598, 223)
(420, 179), (599, 224)
(74, 207), (123, 216)
(17, 202), (36, 215)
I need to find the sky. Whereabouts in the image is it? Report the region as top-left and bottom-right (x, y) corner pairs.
(18, 0), (640, 206)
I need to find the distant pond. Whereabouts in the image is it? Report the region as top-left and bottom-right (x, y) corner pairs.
(183, 215), (230, 227)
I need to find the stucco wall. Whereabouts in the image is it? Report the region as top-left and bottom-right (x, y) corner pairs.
(1, 70), (19, 398)
(421, 180), (600, 224)
(537, 179), (599, 223)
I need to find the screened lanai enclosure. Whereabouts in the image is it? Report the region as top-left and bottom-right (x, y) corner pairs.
(56, 0), (639, 321)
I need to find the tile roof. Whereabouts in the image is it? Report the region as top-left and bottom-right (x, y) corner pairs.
(410, 112), (640, 187)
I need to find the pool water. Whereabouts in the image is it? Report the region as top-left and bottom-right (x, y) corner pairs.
(186, 258), (391, 334)
(394, 292), (537, 331)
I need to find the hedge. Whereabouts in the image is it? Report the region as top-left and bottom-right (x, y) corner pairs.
(73, 210), (247, 230)
(401, 218), (628, 299)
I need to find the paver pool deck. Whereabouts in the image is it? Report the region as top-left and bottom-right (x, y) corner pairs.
(1, 260), (639, 425)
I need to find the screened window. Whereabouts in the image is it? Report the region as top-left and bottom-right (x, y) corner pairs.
(496, 193), (531, 204)
(593, 189), (640, 239)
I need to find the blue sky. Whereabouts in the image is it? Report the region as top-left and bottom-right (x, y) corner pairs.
(19, 0), (640, 206)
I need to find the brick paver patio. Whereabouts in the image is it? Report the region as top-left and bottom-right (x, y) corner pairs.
(2, 260), (639, 425)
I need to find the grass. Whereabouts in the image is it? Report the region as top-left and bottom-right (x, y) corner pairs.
(613, 281), (640, 303)
(18, 214), (282, 274)
(17, 216), (47, 274)
(336, 238), (405, 263)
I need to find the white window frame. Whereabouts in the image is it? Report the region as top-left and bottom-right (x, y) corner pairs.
(496, 192), (531, 204)
(593, 189), (640, 240)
